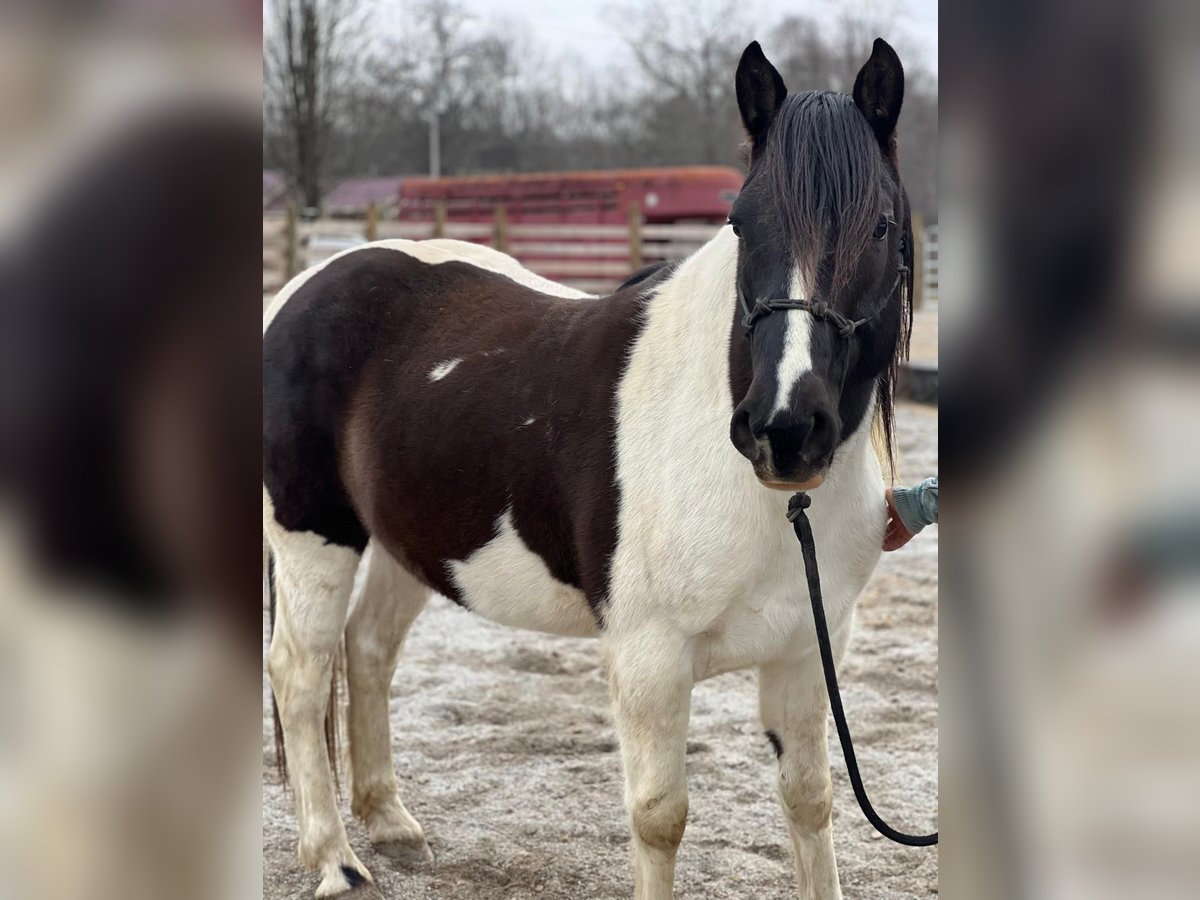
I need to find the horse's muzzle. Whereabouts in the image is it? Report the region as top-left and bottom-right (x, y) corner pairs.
(757, 472), (827, 491)
(730, 396), (839, 488)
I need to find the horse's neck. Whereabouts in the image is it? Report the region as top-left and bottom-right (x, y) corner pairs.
(625, 227), (742, 425)
(646, 226), (741, 343)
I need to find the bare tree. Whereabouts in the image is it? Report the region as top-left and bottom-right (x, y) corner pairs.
(260, 0), (938, 217)
(264, 0), (364, 209)
(604, 0), (753, 164)
(767, 12), (938, 216)
(769, 15), (841, 92)
(339, 0), (495, 176)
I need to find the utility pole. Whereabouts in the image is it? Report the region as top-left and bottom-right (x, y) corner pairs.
(415, 82), (447, 179)
(427, 107), (441, 178)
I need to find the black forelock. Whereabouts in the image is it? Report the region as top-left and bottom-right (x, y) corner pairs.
(760, 91), (890, 294)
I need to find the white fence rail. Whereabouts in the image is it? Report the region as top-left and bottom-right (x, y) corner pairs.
(921, 223), (938, 304)
(265, 209), (940, 303)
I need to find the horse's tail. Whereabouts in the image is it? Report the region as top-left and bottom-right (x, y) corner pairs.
(328, 645), (343, 795)
(267, 550), (289, 787)
(267, 548), (343, 793)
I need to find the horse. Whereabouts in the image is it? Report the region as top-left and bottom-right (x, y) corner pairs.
(264, 37), (912, 900)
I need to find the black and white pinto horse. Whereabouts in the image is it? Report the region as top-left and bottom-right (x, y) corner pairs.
(265, 39), (912, 900)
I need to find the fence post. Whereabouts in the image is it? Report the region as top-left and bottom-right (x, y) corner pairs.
(628, 202), (644, 271)
(366, 201), (379, 242)
(433, 201), (447, 239)
(493, 204), (509, 253)
(285, 204), (298, 279)
(911, 210), (924, 310)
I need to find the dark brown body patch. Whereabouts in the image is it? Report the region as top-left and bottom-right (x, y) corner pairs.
(263, 248), (656, 618)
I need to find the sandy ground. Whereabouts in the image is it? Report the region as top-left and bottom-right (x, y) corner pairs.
(908, 307), (938, 366)
(263, 402), (938, 900)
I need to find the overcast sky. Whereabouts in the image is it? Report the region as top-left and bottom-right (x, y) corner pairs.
(458, 0), (938, 77)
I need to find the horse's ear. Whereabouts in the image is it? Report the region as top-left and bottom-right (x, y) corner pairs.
(736, 41), (787, 155)
(853, 38), (905, 162)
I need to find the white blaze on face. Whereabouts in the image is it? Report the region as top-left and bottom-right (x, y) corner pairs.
(769, 265), (816, 421)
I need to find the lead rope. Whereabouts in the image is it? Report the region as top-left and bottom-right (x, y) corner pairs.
(787, 492), (939, 847)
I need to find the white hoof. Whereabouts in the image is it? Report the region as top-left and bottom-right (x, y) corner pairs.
(362, 803), (430, 863)
(315, 857), (373, 898)
(373, 836), (436, 866)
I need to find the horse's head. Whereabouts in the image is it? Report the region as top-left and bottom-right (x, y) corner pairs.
(727, 39), (912, 490)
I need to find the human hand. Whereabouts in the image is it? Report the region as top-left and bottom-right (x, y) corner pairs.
(883, 486), (916, 551)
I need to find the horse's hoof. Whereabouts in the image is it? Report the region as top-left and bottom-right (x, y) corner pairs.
(315, 864), (376, 898)
(373, 837), (436, 867)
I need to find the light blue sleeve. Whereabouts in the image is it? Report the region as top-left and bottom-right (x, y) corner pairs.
(891, 476), (938, 533)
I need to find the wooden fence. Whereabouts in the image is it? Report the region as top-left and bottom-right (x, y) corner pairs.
(264, 203), (717, 296)
(264, 203), (938, 304)
(921, 222), (939, 304)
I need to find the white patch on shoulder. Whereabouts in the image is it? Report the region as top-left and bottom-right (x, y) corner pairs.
(521, 416), (537, 427)
(770, 266), (815, 419)
(428, 358), (461, 381)
(447, 510), (598, 638)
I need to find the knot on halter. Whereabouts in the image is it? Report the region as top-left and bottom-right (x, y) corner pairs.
(809, 301), (861, 337)
(741, 298), (773, 332)
(786, 491), (812, 521)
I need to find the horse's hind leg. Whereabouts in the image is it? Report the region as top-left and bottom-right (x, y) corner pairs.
(345, 541), (433, 863)
(267, 524), (370, 897)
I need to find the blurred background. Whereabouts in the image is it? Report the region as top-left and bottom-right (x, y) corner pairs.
(940, 1), (1200, 899)
(0, 4), (261, 900)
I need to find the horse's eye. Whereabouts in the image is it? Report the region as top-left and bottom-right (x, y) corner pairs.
(728, 219), (742, 238)
(873, 218), (889, 240)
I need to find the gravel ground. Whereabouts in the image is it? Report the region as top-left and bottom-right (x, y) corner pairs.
(263, 402), (938, 900)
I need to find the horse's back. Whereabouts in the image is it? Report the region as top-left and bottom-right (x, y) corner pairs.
(263, 238), (586, 332)
(263, 242), (549, 547)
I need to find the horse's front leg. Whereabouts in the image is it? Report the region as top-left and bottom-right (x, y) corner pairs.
(607, 628), (694, 900)
(758, 646), (846, 900)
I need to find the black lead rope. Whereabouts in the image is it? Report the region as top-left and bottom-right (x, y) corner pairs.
(787, 492), (939, 847)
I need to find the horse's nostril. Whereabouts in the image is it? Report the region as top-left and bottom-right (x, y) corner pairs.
(729, 407), (759, 461)
(809, 409), (835, 452)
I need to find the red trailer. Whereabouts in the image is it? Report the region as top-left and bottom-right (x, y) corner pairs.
(396, 166), (743, 225)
